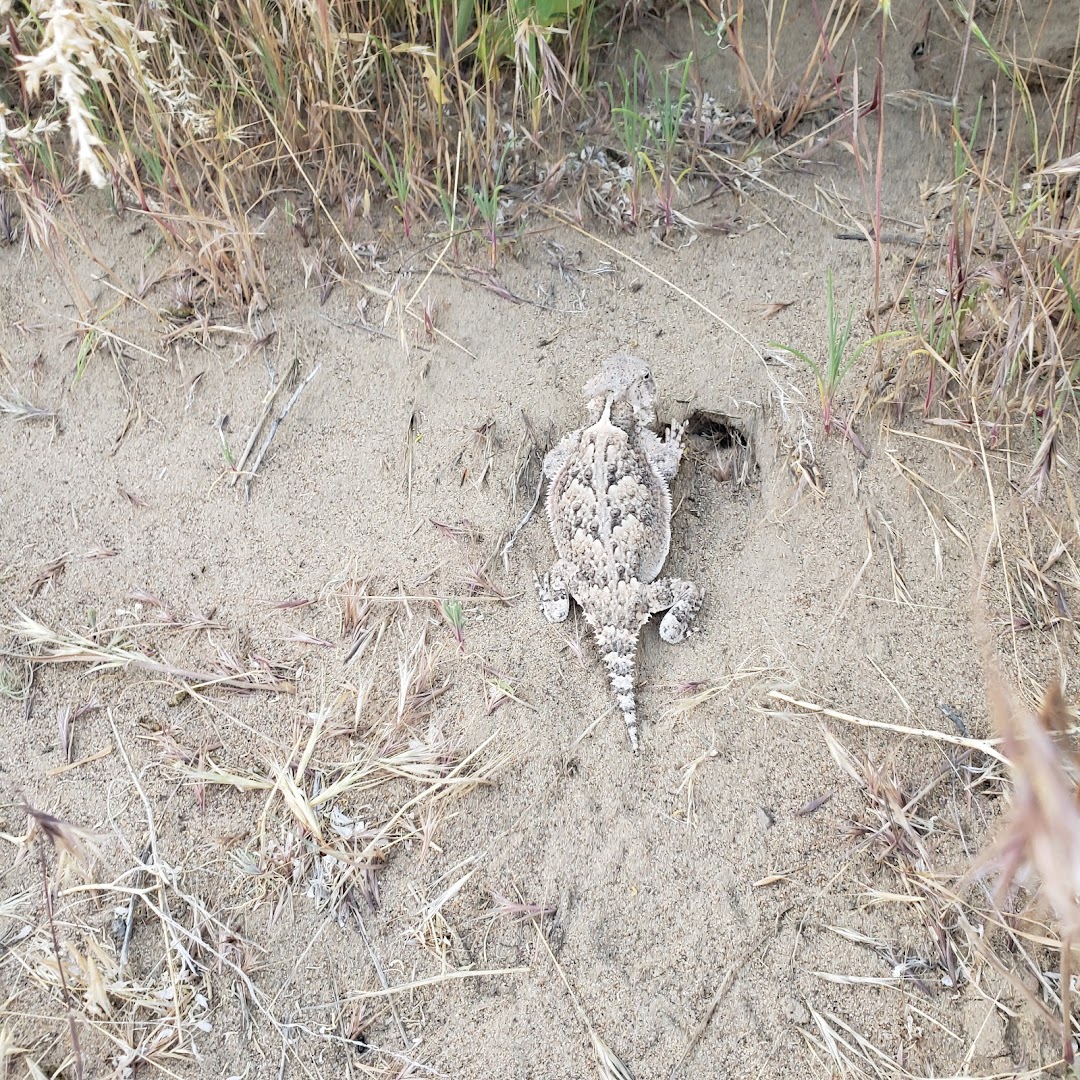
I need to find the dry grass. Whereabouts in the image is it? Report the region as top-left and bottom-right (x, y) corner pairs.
(893, 2), (1080, 497)
(0, 0), (596, 348)
(0, 0), (873, 331)
(2, 609), (296, 697)
(4, 2), (1080, 1077)
(709, 3), (1080, 496)
(0, 387), (56, 424)
(2, 1), (592, 287)
(974, 675), (1080, 1067)
(766, 660), (1080, 1077)
(723, 0), (859, 141)
(0, 594), (509, 1077)
(5, 753), (275, 1079)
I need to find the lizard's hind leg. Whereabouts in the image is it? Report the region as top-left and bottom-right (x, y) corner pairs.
(645, 577), (704, 644)
(536, 559), (574, 623)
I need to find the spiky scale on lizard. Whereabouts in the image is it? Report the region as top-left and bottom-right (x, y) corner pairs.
(536, 355), (705, 751)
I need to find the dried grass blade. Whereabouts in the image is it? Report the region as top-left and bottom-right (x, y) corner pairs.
(591, 1028), (636, 1080)
(767, 690), (1008, 765)
(4, 610), (294, 695)
(271, 762), (323, 841)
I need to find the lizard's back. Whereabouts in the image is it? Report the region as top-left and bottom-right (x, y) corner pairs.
(546, 412), (671, 588)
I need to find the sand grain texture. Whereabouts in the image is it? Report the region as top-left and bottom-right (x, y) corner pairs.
(2, 9), (1076, 1078)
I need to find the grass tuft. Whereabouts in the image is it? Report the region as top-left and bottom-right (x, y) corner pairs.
(899, 5), (1080, 494)
(1, 0), (602, 305)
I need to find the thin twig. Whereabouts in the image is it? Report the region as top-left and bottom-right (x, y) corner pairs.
(339, 965), (526, 1002)
(670, 966), (735, 1079)
(766, 690), (1009, 765)
(245, 363), (321, 500)
(355, 912), (410, 1048)
(37, 840), (85, 1080)
(501, 469), (545, 571)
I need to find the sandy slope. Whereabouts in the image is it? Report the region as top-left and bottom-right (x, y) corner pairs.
(2, 6), (1075, 1078)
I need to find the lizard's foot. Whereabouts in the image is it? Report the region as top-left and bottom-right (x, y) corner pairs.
(536, 560), (573, 623)
(640, 420), (688, 483)
(646, 577), (705, 643)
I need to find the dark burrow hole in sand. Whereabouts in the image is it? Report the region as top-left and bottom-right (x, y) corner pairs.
(684, 409), (755, 487)
(685, 409), (746, 448)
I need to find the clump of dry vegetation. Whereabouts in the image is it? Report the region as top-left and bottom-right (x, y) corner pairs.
(1, 0), (598, 305)
(765, 672), (1080, 1076)
(0, 0), (871, 316)
(0, 594), (507, 1075)
(893, 5), (1080, 497)
(4, 0), (1080, 1076)
(978, 675), (1080, 1068)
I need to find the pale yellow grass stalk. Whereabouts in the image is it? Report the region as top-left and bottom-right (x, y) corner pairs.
(17, 1), (153, 187)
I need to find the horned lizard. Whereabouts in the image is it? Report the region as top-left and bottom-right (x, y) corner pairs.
(536, 354), (704, 751)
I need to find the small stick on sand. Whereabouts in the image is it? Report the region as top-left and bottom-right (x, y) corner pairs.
(500, 471), (544, 572)
(501, 411), (546, 572)
(766, 690), (1008, 765)
(670, 966), (735, 1079)
(244, 363), (321, 500)
(533, 922), (636, 1080)
(355, 912), (410, 1049)
(45, 744), (113, 777)
(230, 380), (280, 486)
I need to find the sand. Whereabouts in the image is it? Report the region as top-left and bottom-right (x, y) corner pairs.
(1, 5), (1076, 1078)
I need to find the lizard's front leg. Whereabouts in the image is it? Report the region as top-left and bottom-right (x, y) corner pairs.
(536, 558), (575, 623)
(640, 420), (688, 483)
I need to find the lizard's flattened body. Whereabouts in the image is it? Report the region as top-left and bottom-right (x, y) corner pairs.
(547, 412), (670, 587)
(536, 356), (705, 751)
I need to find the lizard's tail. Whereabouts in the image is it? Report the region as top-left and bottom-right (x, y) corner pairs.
(596, 623), (639, 752)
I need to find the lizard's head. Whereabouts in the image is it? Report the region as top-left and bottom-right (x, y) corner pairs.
(583, 353), (657, 427)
